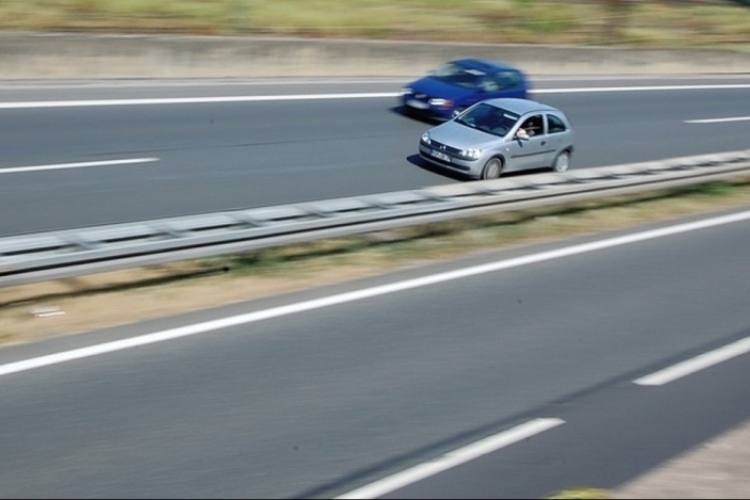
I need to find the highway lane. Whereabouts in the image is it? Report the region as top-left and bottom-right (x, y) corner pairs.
(0, 76), (749, 237)
(374, 347), (750, 499)
(0, 208), (748, 498)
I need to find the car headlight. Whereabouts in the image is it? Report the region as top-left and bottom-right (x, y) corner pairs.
(459, 148), (483, 160)
(421, 132), (431, 145)
(428, 98), (454, 108)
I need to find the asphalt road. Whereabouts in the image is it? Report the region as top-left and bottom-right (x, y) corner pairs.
(0, 76), (749, 499)
(377, 348), (750, 499)
(0, 208), (749, 498)
(1, 75), (749, 237)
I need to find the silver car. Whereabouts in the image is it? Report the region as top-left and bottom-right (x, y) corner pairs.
(419, 98), (574, 180)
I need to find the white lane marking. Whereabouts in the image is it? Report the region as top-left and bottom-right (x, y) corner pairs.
(0, 78), (409, 90)
(1, 75), (746, 90)
(634, 336), (750, 387)
(0, 93), (396, 109)
(334, 418), (565, 500)
(0, 158), (158, 174)
(533, 75), (750, 82)
(0, 84), (749, 109)
(685, 116), (750, 124)
(0, 74), (747, 91)
(532, 84), (750, 94)
(1, 208), (750, 378)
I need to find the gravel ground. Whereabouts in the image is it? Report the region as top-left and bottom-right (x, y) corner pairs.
(611, 417), (750, 499)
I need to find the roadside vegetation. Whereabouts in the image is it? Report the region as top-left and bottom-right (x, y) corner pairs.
(1, 178), (749, 346)
(0, 0), (748, 49)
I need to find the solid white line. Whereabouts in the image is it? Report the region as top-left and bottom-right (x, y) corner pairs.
(634, 336), (750, 387)
(0, 93), (396, 109)
(0, 158), (159, 174)
(334, 418), (565, 500)
(0, 77), (409, 90)
(685, 116), (750, 124)
(1, 208), (750, 378)
(532, 84), (750, 94)
(533, 74), (750, 82)
(0, 84), (748, 109)
(0, 75), (745, 91)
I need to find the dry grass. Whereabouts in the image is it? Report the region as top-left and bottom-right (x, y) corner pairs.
(0, 0), (748, 48)
(2, 180), (749, 347)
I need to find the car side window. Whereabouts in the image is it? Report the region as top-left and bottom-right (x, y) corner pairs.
(479, 77), (500, 92)
(547, 114), (567, 134)
(519, 114), (544, 137)
(494, 71), (522, 90)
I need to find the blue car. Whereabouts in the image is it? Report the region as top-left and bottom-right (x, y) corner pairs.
(399, 58), (530, 121)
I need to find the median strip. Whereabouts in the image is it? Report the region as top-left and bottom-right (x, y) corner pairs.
(2, 191), (750, 374)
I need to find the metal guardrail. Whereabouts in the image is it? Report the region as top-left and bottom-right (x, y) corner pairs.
(2, 149), (750, 288)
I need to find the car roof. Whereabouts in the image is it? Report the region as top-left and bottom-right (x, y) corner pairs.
(451, 58), (524, 74)
(482, 98), (560, 115)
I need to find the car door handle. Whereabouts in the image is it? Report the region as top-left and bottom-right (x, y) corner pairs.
(541, 141), (546, 146)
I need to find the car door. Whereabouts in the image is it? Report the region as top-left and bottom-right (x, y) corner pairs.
(504, 113), (551, 171)
(545, 112), (572, 162)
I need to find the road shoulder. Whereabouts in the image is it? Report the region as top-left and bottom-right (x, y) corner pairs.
(612, 417), (750, 499)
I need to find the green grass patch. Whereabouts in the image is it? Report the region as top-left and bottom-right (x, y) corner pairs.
(547, 487), (610, 499)
(0, 0), (748, 47)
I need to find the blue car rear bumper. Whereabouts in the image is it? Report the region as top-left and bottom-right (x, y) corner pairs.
(400, 96), (455, 120)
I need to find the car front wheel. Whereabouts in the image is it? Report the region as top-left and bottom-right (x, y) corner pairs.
(481, 158), (503, 180)
(552, 151), (570, 173)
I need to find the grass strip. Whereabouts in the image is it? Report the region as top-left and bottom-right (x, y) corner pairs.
(1, 178), (749, 347)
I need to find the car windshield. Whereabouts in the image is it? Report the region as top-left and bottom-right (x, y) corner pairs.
(431, 62), (486, 89)
(455, 103), (520, 137)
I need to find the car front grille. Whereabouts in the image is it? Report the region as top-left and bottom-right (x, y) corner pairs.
(428, 140), (463, 156)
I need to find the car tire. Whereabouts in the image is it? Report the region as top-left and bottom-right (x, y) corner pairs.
(481, 158), (503, 180)
(552, 151), (571, 173)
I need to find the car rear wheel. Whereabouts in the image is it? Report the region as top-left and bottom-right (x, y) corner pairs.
(481, 158), (503, 180)
(552, 151), (570, 173)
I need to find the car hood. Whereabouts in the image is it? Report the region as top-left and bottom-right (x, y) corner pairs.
(407, 77), (474, 100)
(427, 120), (506, 150)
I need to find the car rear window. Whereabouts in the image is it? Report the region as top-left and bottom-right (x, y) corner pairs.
(494, 71), (523, 89)
(547, 114), (567, 133)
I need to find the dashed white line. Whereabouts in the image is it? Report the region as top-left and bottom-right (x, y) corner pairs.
(685, 116), (750, 124)
(0, 158), (159, 174)
(634, 335), (750, 387)
(334, 418), (566, 500)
